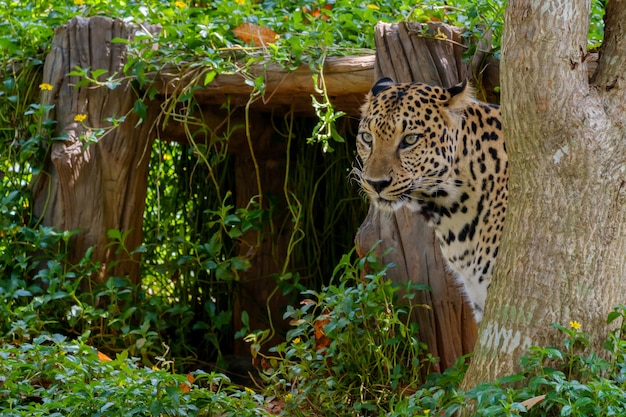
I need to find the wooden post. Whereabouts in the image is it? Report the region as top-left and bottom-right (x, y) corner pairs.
(31, 17), (161, 287)
(355, 22), (481, 371)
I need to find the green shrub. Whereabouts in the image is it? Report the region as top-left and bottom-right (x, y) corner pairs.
(0, 333), (271, 417)
(387, 305), (626, 417)
(247, 248), (436, 415)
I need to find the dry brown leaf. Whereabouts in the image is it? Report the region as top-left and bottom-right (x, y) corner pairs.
(520, 394), (546, 409)
(180, 372), (194, 393)
(302, 3), (332, 21)
(232, 22), (277, 45)
(314, 311), (331, 352)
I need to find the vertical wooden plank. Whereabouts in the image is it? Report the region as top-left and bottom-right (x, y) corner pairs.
(228, 113), (293, 356)
(31, 17), (161, 287)
(356, 21), (478, 371)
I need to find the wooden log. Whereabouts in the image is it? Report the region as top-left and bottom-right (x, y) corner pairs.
(153, 54), (375, 117)
(31, 16), (161, 287)
(356, 21), (480, 372)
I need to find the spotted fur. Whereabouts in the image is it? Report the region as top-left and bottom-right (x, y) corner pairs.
(355, 78), (508, 323)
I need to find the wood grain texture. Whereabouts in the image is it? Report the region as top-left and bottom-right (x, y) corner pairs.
(32, 17), (161, 287)
(153, 55), (375, 117)
(356, 21), (479, 372)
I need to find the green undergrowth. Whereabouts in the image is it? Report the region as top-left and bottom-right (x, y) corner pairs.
(1, 250), (626, 416)
(0, 334), (272, 417)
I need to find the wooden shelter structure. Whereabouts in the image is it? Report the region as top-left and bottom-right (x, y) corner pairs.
(32, 16), (499, 370)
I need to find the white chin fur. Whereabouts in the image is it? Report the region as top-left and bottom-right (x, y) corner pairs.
(371, 198), (422, 213)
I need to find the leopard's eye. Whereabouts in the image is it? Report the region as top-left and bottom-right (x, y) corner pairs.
(400, 133), (421, 149)
(359, 132), (373, 146)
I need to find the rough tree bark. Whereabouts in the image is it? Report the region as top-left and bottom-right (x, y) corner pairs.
(461, 0), (626, 398)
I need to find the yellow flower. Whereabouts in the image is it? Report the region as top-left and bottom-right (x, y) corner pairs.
(39, 83), (53, 91)
(74, 0), (85, 5)
(423, 410), (430, 416)
(234, 0), (245, 5)
(163, 153), (171, 161)
(570, 320), (582, 330)
(367, 4), (380, 10)
(74, 113), (87, 123)
(292, 337), (301, 344)
(174, 0), (186, 7)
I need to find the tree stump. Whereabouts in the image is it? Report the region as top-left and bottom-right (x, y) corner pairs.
(355, 22), (483, 371)
(31, 16), (161, 287)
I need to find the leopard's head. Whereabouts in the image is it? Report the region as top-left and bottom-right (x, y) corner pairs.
(356, 78), (472, 210)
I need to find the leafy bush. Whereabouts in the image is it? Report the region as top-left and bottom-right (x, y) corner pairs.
(248, 297), (626, 416)
(0, 333), (272, 417)
(246, 248), (435, 415)
(2, 246), (625, 415)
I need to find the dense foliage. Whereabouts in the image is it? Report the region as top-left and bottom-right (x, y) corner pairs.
(1, 0), (619, 415)
(0, 0), (509, 363)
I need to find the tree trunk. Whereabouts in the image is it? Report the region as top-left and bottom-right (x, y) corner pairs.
(461, 0), (626, 398)
(31, 17), (161, 287)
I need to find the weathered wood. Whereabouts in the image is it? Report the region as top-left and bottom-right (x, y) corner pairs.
(374, 22), (468, 87)
(153, 55), (375, 117)
(31, 16), (161, 287)
(356, 21), (479, 372)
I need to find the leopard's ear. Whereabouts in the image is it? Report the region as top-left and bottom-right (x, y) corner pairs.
(361, 78), (395, 117)
(371, 77), (395, 96)
(447, 80), (468, 97)
(445, 79), (474, 111)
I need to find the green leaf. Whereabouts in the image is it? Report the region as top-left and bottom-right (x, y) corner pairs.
(12, 289), (32, 298)
(133, 99), (148, 122)
(110, 37), (130, 44)
(204, 70), (217, 85)
(607, 310), (621, 324)
(90, 69), (108, 80)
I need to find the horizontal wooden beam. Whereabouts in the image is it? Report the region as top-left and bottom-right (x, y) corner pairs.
(153, 54), (376, 117)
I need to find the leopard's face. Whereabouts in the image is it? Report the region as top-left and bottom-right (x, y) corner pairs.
(356, 79), (464, 211)
(355, 78), (508, 324)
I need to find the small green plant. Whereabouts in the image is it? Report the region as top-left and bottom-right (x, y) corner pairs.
(460, 308), (626, 417)
(247, 248), (435, 415)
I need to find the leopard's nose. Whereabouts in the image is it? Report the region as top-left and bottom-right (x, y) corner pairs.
(366, 177), (392, 194)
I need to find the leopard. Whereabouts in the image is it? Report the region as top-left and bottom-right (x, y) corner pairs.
(355, 77), (508, 323)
